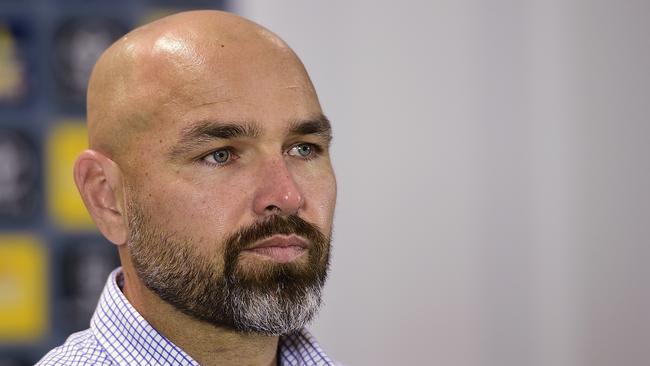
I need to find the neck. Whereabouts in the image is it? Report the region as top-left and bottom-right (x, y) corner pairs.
(120, 264), (279, 366)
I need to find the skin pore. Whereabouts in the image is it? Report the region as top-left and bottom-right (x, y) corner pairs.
(74, 10), (336, 366)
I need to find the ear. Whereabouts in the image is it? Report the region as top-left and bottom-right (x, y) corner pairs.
(73, 149), (128, 246)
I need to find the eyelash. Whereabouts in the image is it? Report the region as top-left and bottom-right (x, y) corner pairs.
(197, 146), (238, 167)
(199, 143), (323, 167)
(288, 142), (323, 161)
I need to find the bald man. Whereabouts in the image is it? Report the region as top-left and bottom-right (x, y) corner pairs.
(37, 10), (339, 366)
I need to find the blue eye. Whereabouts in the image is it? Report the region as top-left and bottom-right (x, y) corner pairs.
(288, 143), (316, 158)
(205, 149), (232, 164)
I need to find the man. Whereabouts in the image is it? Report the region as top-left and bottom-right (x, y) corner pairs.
(38, 10), (339, 366)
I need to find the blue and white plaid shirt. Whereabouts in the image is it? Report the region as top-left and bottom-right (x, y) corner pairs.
(37, 268), (339, 366)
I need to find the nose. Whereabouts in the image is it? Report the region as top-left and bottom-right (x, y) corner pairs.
(252, 158), (304, 217)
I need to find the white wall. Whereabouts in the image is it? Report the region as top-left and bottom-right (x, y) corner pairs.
(235, 1), (650, 365)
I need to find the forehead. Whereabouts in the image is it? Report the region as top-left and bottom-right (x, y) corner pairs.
(132, 31), (321, 135)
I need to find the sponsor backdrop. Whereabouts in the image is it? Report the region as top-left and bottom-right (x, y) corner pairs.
(0, 1), (227, 364)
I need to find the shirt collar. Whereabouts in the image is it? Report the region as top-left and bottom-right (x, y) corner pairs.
(90, 267), (336, 366)
(91, 267), (199, 366)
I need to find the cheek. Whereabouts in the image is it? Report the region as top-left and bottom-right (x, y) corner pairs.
(129, 172), (253, 244)
(299, 169), (337, 230)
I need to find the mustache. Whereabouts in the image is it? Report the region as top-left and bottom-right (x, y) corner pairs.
(225, 215), (328, 253)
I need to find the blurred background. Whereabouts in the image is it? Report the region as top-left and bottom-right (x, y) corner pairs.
(1, 0), (649, 365)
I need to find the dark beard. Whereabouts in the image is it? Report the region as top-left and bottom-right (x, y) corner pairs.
(127, 202), (331, 335)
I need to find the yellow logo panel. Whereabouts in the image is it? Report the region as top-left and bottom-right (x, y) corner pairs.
(0, 234), (47, 342)
(48, 121), (95, 230)
(0, 24), (27, 101)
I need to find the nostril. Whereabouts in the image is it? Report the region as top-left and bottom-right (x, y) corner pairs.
(265, 205), (281, 214)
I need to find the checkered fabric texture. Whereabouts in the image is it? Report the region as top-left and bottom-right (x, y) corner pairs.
(36, 268), (339, 366)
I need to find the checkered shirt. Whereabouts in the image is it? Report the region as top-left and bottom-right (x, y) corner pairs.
(36, 267), (339, 366)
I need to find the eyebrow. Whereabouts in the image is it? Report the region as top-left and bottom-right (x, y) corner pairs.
(167, 113), (332, 160)
(168, 120), (261, 159)
(288, 114), (332, 142)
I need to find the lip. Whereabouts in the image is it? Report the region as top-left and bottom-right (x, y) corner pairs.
(246, 235), (309, 250)
(242, 235), (309, 263)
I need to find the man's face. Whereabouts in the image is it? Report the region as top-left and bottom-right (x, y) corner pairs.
(119, 32), (336, 334)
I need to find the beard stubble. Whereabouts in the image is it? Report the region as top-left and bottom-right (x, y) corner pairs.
(126, 200), (331, 335)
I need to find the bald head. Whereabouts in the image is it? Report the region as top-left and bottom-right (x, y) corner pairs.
(73, 10), (336, 344)
(87, 10), (318, 164)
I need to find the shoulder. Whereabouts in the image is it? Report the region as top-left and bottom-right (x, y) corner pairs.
(36, 329), (113, 366)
